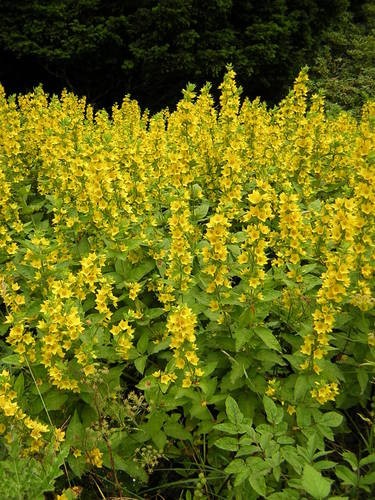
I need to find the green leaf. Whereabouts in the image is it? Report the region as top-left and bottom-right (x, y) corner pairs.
(268, 490), (300, 500)
(236, 445), (259, 457)
(316, 424), (334, 441)
(248, 473), (267, 497)
(294, 374), (310, 402)
(143, 411), (165, 438)
(308, 199), (321, 212)
(199, 376), (217, 398)
(234, 328), (253, 351)
(185, 490), (193, 500)
(282, 447), (302, 474)
(296, 405), (312, 429)
(77, 236), (90, 256)
(202, 361), (218, 377)
(360, 471), (375, 485)
(273, 465), (281, 482)
(234, 470), (250, 486)
(353, 314), (369, 333)
(224, 458), (246, 474)
(128, 259), (155, 281)
(0, 322), (9, 335)
(148, 338), (170, 354)
(189, 401), (212, 420)
(134, 355), (147, 374)
(1, 354), (21, 366)
(320, 412), (343, 428)
(254, 326), (281, 352)
(152, 432), (167, 450)
(215, 437), (239, 451)
(302, 464), (331, 499)
(14, 373), (24, 398)
(261, 290), (281, 302)
(104, 452), (148, 482)
(314, 460), (337, 470)
(277, 435), (294, 445)
(226, 395), (244, 426)
(66, 410), (84, 446)
(335, 465), (358, 486)
(263, 396), (282, 424)
(109, 430), (129, 451)
(246, 456), (270, 475)
(229, 356), (251, 384)
(164, 422), (192, 441)
(357, 369), (368, 394)
(44, 390), (69, 411)
(105, 364), (125, 392)
(301, 263), (318, 274)
(193, 201), (210, 220)
(143, 308), (165, 322)
(342, 451), (358, 470)
(359, 453), (375, 468)
(137, 332), (149, 353)
(67, 454), (86, 478)
(214, 422), (246, 435)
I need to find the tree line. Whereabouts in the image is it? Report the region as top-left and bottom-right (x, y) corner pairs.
(0, 0), (373, 114)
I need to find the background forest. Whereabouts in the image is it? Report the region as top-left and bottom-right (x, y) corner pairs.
(0, 0), (374, 115)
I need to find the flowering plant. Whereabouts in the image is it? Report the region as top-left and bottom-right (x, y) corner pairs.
(0, 68), (374, 498)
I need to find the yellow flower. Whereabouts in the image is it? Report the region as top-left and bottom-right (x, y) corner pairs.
(54, 427), (65, 443)
(175, 357), (185, 369)
(209, 299), (219, 312)
(248, 190), (263, 204)
(265, 386), (276, 397)
(83, 364), (96, 377)
(311, 382), (339, 405)
(185, 350), (199, 366)
(128, 282), (142, 300)
(287, 405), (296, 416)
(182, 376), (192, 388)
(237, 252), (249, 264)
(86, 447), (103, 468)
(265, 378), (277, 397)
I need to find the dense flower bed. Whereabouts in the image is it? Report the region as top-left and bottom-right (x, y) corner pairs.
(0, 69), (374, 499)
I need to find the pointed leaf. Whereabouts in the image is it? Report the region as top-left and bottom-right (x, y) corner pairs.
(248, 473), (267, 497)
(215, 437), (239, 451)
(302, 464), (331, 499)
(254, 326), (281, 352)
(335, 465), (358, 486)
(226, 395), (244, 426)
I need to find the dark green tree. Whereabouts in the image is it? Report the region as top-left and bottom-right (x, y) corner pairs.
(0, 0), (352, 111)
(0, 0), (131, 105)
(311, 1), (375, 116)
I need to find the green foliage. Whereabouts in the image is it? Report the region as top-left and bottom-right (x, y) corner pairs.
(311, 1), (375, 116)
(0, 440), (69, 499)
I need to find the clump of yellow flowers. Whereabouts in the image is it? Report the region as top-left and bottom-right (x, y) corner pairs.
(0, 67), (374, 481)
(0, 369), (65, 454)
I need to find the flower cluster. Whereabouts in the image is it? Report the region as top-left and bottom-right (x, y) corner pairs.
(311, 381), (340, 405)
(158, 304), (202, 388)
(0, 68), (373, 470)
(165, 198), (196, 295)
(0, 370), (50, 453)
